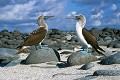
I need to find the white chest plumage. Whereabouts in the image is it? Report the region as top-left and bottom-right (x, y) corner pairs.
(76, 22), (91, 48)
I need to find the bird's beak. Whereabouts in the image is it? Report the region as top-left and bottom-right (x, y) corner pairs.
(67, 15), (79, 20)
(67, 17), (76, 20)
(44, 16), (54, 20)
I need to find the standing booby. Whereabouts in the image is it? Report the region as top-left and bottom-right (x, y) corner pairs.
(68, 15), (105, 56)
(16, 15), (54, 51)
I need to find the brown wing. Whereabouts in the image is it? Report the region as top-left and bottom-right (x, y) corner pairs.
(21, 27), (47, 46)
(82, 28), (105, 55)
(82, 28), (98, 46)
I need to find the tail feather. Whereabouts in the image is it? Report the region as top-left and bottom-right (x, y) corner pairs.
(96, 49), (106, 56)
(15, 45), (22, 49)
(93, 46), (106, 56)
(98, 46), (105, 52)
(16, 48), (24, 54)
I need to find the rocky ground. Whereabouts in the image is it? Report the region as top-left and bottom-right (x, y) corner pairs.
(0, 27), (120, 80)
(0, 27), (120, 50)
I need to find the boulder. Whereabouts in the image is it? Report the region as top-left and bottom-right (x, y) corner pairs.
(65, 34), (72, 40)
(103, 36), (112, 42)
(22, 48), (61, 64)
(100, 51), (120, 65)
(13, 30), (21, 34)
(100, 32), (110, 38)
(80, 62), (94, 70)
(114, 44), (120, 48)
(93, 70), (120, 76)
(107, 40), (120, 48)
(102, 27), (113, 32)
(0, 38), (8, 43)
(70, 35), (78, 42)
(0, 35), (3, 38)
(0, 40), (3, 47)
(90, 28), (102, 40)
(98, 38), (109, 46)
(0, 48), (19, 63)
(67, 52), (97, 66)
(50, 34), (61, 39)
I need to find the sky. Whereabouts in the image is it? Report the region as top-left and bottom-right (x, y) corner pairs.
(0, 0), (120, 33)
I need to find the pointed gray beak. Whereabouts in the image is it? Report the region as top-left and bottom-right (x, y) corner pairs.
(44, 16), (54, 20)
(67, 15), (80, 20)
(67, 17), (76, 19)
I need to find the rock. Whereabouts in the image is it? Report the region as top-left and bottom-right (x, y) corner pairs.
(1, 31), (10, 36)
(15, 36), (23, 40)
(114, 44), (120, 48)
(0, 38), (8, 43)
(103, 36), (112, 42)
(80, 62), (94, 70)
(0, 40), (3, 47)
(42, 39), (57, 46)
(50, 43), (63, 50)
(93, 70), (120, 76)
(4, 36), (9, 39)
(65, 34), (72, 40)
(0, 48), (19, 63)
(107, 40), (120, 48)
(90, 28), (102, 40)
(1, 29), (8, 33)
(75, 75), (97, 80)
(0, 35), (3, 38)
(115, 35), (120, 40)
(8, 33), (15, 40)
(50, 29), (61, 35)
(13, 30), (21, 34)
(98, 38), (109, 46)
(5, 59), (22, 67)
(100, 32), (110, 38)
(13, 40), (24, 45)
(100, 51), (120, 65)
(7, 40), (13, 45)
(50, 34), (61, 39)
(13, 33), (21, 37)
(67, 52), (97, 66)
(22, 48), (60, 64)
(70, 35), (78, 42)
(102, 27), (113, 32)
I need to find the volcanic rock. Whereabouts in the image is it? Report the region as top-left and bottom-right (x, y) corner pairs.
(22, 48), (61, 64)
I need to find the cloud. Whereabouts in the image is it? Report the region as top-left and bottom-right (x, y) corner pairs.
(0, 0), (66, 32)
(0, 0), (65, 21)
(111, 4), (117, 10)
(93, 20), (102, 26)
(0, 0), (37, 20)
(73, 0), (120, 5)
(15, 23), (37, 26)
(91, 10), (104, 19)
(115, 12), (120, 18)
(67, 11), (77, 17)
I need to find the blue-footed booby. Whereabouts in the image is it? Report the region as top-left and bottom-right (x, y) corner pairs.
(68, 15), (105, 56)
(16, 15), (54, 53)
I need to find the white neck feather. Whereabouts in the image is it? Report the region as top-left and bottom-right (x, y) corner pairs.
(76, 22), (83, 29)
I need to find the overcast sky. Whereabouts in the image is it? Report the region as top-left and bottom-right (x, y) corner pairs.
(0, 0), (120, 32)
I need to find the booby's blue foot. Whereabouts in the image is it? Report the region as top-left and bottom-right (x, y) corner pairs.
(36, 45), (48, 49)
(80, 49), (88, 54)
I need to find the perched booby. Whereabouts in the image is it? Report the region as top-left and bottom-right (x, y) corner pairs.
(16, 15), (54, 52)
(68, 15), (105, 56)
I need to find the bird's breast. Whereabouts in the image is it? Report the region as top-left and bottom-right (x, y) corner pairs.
(76, 26), (90, 48)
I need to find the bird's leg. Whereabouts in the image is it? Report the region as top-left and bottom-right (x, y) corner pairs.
(36, 43), (48, 49)
(80, 48), (89, 54)
(35, 45), (39, 50)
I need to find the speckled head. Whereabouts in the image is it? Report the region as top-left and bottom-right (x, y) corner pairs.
(75, 15), (86, 28)
(37, 15), (54, 27)
(67, 14), (86, 28)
